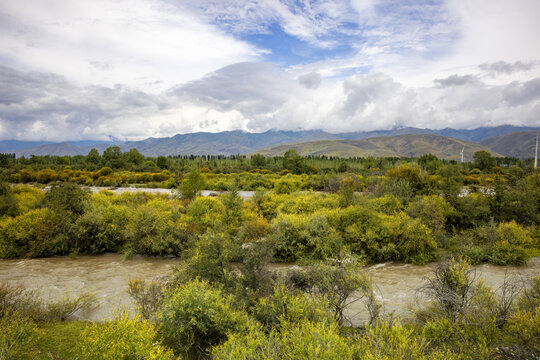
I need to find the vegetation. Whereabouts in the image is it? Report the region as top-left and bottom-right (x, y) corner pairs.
(0, 149), (538, 359)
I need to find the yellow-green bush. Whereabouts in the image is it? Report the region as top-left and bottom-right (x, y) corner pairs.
(506, 308), (540, 346)
(252, 285), (333, 329)
(79, 311), (174, 360)
(0, 312), (39, 360)
(356, 320), (461, 360)
(0, 208), (66, 258)
(157, 279), (251, 358)
(213, 321), (355, 360)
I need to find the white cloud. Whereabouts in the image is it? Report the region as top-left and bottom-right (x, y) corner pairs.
(0, 0), (261, 92)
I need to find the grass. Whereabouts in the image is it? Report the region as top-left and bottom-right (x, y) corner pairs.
(28, 321), (89, 360)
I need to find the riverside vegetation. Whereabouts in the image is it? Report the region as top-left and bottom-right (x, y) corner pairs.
(0, 148), (539, 359)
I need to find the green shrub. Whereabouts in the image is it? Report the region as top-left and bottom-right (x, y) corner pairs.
(269, 213), (343, 261)
(124, 201), (187, 256)
(406, 195), (453, 234)
(128, 279), (163, 320)
(286, 256), (378, 325)
(367, 194), (403, 214)
(156, 279), (251, 358)
(0, 208), (68, 258)
(251, 285), (333, 330)
(178, 167), (206, 200)
(517, 275), (540, 312)
(213, 321), (355, 360)
(506, 308), (540, 346)
(422, 317), (490, 359)
(79, 310), (174, 360)
(0, 312), (39, 360)
(356, 320), (461, 360)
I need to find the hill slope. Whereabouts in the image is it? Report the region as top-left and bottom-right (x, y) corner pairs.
(480, 131), (539, 158)
(4, 125), (538, 157)
(255, 134), (502, 160)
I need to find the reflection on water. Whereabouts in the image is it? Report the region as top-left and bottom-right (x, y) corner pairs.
(0, 254), (538, 324)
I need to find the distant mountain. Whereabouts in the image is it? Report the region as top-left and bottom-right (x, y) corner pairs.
(480, 131), (539, 158)
(11, 130), (340, 157)
(254, 134), (502, 160)
(336, 125), (539, 142)
(4, 125), (538, 157)
(0, 140), (51, 152)
(2, 140), (114, 155)
(14, 143), (87, 157)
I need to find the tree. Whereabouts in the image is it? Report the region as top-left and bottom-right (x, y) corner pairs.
(123, 148), (144, 166)
(178, 167), (206, 200)
(0, 181), (18, 216)
(43, 181), (89, 218)
(283, 149), (305, 174)
(251, 153), (266, 168)
(156, 156), (169, 169)
(102, 146), (124, 168)
(418, 153), (441, 172)
(473, 151), (496, 172)
(86, 148), (101, 166)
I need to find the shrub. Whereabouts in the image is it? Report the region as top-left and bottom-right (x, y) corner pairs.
(185, 197), (225, 232)
(213, 321), (355, 360)
(506, 308), (540, 346)
(0, 312), (39, 360)
(517, 275), (540, 312)
(178, 168), (206, 200)
(286, 256), (378, 326)
(0, 282), (95, 322)
(251, 285), (333, 330)
(178, 231), (234, 287)
(0, 181), (18, 217)
(128, 279), (163, 320)
(124, 202), (187, 256)
(406, 195), (453, 234)
(79, 310), (174, 360)
(356, 320), (461, 360)
(0, 208), (67, 258)
(269, 213), (343, 261)
(43, 182), (89, 218)
(156, 279), (251, 358)
(422, 317), (490, 359)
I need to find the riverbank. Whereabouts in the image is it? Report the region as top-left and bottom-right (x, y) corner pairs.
(1, 253), (538, 325)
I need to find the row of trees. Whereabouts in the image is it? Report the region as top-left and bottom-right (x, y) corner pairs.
(1, 146), (536, 176)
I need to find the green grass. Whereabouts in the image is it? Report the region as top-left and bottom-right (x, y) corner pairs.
(29, 321), (89, 360)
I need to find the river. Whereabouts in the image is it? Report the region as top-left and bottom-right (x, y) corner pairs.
(0, 254), (538, 325)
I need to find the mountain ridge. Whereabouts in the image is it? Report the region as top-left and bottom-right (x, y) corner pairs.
(3, 125), (538, 158)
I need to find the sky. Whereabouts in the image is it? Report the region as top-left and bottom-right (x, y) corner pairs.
(0, 0), (539, 141)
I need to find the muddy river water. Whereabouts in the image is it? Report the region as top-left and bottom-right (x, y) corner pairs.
(0, 254), (538, 325)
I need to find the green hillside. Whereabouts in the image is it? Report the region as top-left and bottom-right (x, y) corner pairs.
(255, 134), (502, 160)
(480, 131), (538, 159)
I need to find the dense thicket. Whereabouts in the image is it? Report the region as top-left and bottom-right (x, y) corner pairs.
(0, 150), (539, 358)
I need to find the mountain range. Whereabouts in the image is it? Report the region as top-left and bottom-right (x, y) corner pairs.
(1, 125), (538, 159)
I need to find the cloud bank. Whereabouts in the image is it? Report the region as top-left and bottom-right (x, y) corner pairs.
(0, 0), (539, 141)
(1, 62), (538, 141)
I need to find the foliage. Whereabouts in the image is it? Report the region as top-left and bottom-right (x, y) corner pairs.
(251, 285), (333, 330)
(156, 279), (251, 358)
(178, 167), (206, 200)
(43, 181), (89, 218)
(286, 255), (379, 325)
(79, 310), (174, 360)
(0, 312), (39, 360)
(356, 320), (461, 360)
(128, 279), (163, 320)
(213, 321), (355, 360)
(0, 182), (18, 217)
